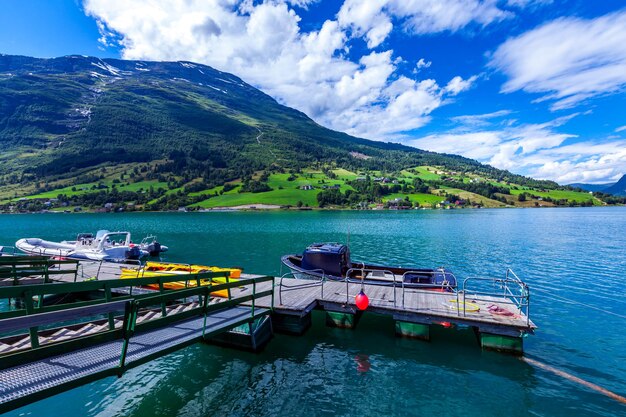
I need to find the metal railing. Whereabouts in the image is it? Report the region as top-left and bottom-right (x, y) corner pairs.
(345, 267), (399, 306)
(278, 270), (326, 305)
(0, 256), (80, 285)
(0, 246), (16, 256)
(0, 274), (274, 363)
(0, 274), (274, 413)
(279, 265), (459, 309)
(457, 268), (530, 325)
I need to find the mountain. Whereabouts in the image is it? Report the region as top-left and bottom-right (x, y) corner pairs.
(568, 182), (614, 192)
(602, 175), (626, 196)
(0, 54), (605, 210)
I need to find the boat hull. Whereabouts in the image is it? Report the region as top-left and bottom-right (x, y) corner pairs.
(15, 237), (148, 262)
(281, 254), (456, 290)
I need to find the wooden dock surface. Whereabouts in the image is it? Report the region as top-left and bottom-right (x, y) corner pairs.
(51, 261), (535, 336)
(233, 279), (534, 334)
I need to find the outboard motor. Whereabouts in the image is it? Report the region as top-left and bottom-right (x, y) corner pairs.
(301, 243), (351, 278)
(125, 245), (141, 260)
(148, 241), (162, 257)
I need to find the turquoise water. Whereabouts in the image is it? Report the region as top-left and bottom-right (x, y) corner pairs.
(1, 208), (625, 416)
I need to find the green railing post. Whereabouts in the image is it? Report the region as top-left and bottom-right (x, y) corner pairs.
(202, 286), (210, 339)
(105, 286), (115, 330)
(251, 279), (256, 318)
(158, 280), (167, 317)
(23, 291), (40, 349)
(44, 262), (50, 284)
(226, 273), (232, 300)
(118, 301), (137, 375)
(196, 275), (202, 306)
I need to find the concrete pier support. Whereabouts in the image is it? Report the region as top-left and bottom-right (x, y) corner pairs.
(395, 321), (430, 341)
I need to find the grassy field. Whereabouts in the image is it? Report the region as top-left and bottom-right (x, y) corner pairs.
(4, 159), (609, 211)
(15, 180), (169, 201)
(434, 187), (506, 208)
(383, 193), (442, 206)
(509, 188), (599, 204)
(192, 187), (319, 208)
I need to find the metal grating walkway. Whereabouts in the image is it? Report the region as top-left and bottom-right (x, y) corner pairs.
(0, 306), (268, 407)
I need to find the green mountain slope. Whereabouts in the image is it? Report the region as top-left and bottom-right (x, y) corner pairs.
(0, 54), (611, 211)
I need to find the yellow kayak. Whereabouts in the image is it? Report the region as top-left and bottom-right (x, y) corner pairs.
(121, 261), (242, 298)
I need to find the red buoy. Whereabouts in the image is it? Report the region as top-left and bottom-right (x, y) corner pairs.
(355, 290), (369, 310)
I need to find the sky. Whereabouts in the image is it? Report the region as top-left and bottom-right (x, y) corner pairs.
(1, 0), (625, 184)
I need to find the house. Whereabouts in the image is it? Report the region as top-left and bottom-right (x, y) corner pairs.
(300, 185), (313, 190)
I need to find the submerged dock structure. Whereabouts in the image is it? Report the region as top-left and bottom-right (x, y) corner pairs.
(0, 256), (535, 413)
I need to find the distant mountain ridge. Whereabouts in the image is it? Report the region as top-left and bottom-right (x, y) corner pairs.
(0, 54), (609, 210)
(569, 174), (626, 196)
(602, 175), (626, 196)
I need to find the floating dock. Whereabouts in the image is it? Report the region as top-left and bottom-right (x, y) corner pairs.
(0, 257), (535, 413)
(52, 260), (535, 352)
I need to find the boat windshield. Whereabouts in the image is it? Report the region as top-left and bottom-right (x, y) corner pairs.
(95, 230), (110, 239)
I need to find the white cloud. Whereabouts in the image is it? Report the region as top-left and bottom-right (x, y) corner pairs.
(505, 0), (553, 9)
(490, 10), (626, 110)
(616, 125), (626, 133)
(416, 58), (431, 69)
(84, 0), (478, 141)
(406, 113), (626, 183)
(444, 75), (478, 95)
(451, 110), (512, 127)
(338, 0), (510, 47)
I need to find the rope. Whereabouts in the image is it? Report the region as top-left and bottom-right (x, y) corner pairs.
(532, 287), (626, 320)
(522, 356), (626, 405)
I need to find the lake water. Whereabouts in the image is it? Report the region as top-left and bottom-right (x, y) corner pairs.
(1, 208), (625, 416)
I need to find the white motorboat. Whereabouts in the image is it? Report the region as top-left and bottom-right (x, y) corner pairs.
(16, 230), (148, 262)
(138, 235), (168, 256)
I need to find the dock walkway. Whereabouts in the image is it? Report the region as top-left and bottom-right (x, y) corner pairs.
(0, 268), (274, 413)
(0, 306), (267, 410)
(235, 278), (535, 338)
(53, 260), (535, 344)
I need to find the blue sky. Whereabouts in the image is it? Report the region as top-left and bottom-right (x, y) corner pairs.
(1, 0), (626, 184)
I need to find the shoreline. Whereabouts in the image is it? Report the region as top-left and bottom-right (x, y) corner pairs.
(2, 204), (623, 214)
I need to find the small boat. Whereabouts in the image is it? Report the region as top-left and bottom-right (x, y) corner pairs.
(64, 232), (168, 257)
(138, 235), (168, 257)
(281, 243), (456, 290)
(16, 230), (148, 262)
(120, 261), (242, 298)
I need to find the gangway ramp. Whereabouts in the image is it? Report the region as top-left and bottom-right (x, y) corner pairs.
(0, 274), (274, 413)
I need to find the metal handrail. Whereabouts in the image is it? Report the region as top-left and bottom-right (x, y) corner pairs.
(400, 267), (457, 308)
(278, 270), (326, 305)
(344, 267), (399, 305)
(459, 269), (530, 325)
(0, 246), (16, 256)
